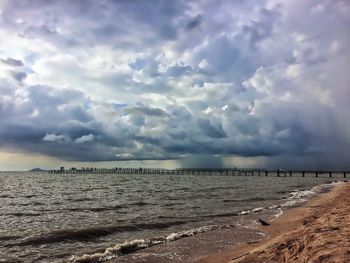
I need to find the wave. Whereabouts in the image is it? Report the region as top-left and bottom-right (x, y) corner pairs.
(68, 224), (235, 263)
(0, 194), (13, 198)
(4, 212), (42, 217)
(36, 205), (126, 214)
(196, 182), (344, 226)
(239, 181), (344, 216)
(84, 206), (125, 212)
(223, 196), (278, 203)
(23, 194), (38, 198)
(80, 187), (108, 192)
(129, 201), (150, 206)
(201, 185), (239, 192)
(58, 205), (126, 213)
(161, 202), (186, 207)
(276, 190), (291, 194)
(0, 235), (22, 241)
(7, 221), (188, 247)
(9, 201), (45, 207)
(60, 201), (150, 212)
(201, 212), (239, 219)
(67, 197), (95, 202)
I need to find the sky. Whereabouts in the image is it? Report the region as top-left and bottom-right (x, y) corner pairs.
(0, 0), (349, 171)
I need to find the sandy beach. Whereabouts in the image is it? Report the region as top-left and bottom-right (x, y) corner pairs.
(198, 182), (350, 263)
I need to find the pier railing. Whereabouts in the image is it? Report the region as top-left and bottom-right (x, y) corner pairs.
(47, 168), (349, 178)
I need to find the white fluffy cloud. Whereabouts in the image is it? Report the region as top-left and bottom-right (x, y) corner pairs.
(75, 134), (95, 144)
(43, 133), (66, 142)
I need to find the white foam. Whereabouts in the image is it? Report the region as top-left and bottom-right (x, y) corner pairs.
(239, 210), (251, 215)
(165, 225), (216, 241)
(237, 181), (344, 220)
(68, 239), (150, 262)
(239, 207), (267, 215)
(68, 224), (234, 263)
(252, 207), (264, 212)
(271, 208), (283, 221)
(274, 181), (345, 218)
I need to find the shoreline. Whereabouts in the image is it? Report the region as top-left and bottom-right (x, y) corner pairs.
(197, 181), (350, 263)
(69, 181), (345, 263)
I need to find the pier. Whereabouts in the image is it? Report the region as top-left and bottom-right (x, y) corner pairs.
(48, 167), (349, 178)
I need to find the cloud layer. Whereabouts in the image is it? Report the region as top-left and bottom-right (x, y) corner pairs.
(0, 0), (349, 169)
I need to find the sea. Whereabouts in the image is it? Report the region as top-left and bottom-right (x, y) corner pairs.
(0, 171), (345, 263)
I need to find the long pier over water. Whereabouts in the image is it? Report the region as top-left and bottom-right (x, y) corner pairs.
(48, 167), (349, 178)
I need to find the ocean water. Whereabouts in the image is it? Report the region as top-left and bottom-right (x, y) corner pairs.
(0, 171), (344, 263)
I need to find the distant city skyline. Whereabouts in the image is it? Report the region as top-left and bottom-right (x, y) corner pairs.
(0, 0), (350, 171)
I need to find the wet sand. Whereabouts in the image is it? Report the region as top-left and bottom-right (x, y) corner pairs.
(198, 182), (350, 263)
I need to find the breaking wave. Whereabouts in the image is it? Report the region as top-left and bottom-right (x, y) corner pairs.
(68, 224), (235, 263)
(6, 221), (189, 247)
(239, 181), (344, 216)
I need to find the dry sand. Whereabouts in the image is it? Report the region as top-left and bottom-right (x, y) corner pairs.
(198, 182), (350, 263)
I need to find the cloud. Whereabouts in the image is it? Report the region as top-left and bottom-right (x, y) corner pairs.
(43, 133), (66, 142)
(197, 119), (227, 139)
(75, 134), (95, 143)
(0, 0), (349, 169)
(180, 154), (224, 168)
(1, 58), (24, 67)
(186, 14), (202, 31)
(0, 0), (188, 49)
(124, 105), (169, 118)
(11, 71), (27, 81)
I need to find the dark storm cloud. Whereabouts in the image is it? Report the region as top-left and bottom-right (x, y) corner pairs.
(124, 105), (169, 118)
(186, 14), (202, 31)
(1, 58), (24, 67)
(0, 0), (189, 49)
(0, 83), (109, 161)
(197, 119), (227, 139)
(0, 0), (349, 169)
(240, 8), (278, 46)
(11, 71), (27, 81)
(69, 106), (92, 123)
(0, 79), (348, 165)
(180, 154), (224, 168)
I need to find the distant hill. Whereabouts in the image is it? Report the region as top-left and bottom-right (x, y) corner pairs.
(29, 168), (46, 172)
